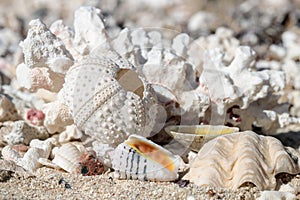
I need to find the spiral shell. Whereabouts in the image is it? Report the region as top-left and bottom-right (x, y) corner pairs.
(111, 134), (181, 181)
(165, 125), (239, 152)
(59, 51), (157, 145)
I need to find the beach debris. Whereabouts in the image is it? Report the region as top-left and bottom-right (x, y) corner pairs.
(16, 19), (73, 92)
(58, 177), (72, 189)
(42, 101), (74, 134)
(1, 138), (55, 173)
(4, 120), (49, 145)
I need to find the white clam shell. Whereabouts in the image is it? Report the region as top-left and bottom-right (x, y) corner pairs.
(59, 53), (157, 146)
(164, 125), (239, 152)
(52, 143), (81, 173)
(111, 134), (181, 181)
(183, 131), (300, 190)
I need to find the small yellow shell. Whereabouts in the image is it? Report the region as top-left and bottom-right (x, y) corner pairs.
(164, 125), (239, 152)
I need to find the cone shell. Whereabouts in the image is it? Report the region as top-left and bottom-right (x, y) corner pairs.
(59, 53), (157, 146)
(183, 131), (300, 190)
(164, 125), (239, 152)
(111, 134), (181, 181)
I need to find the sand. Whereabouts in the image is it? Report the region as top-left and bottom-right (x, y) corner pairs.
(0, 167), (261, 200)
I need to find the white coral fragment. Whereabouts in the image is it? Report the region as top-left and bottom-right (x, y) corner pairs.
(42, 101), (73, 134)
(4, 120), (49, 145)
(73, 6), (108, 55)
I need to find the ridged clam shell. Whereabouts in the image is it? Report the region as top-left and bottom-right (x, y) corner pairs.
(59, 52), (157, 145)
(183, 131), (300, 190)
(164, 125), (239, 152)
(52, 143), (81, 173)
(111, 134), (181, 181)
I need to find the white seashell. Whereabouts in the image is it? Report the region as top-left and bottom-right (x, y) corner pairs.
(164, 125), (239, 152)
(111, 134), (181, 181)
(52, 143), (81, 173)
(58, 52), (157, 146)
(183, 131), (300, 190)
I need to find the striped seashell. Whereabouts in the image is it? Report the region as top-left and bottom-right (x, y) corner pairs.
(52, 143), (81, 173)
(164, 125), (239, 152)
(58, 51), (157, 146)
(111, 134), (181, 181)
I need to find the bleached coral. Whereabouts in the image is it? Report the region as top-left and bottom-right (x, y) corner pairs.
(16, 19), (74, 92)
(4, 120), (49, 145)
(1, 138), (56, 173)
(197, 46), (289, 133)
(42, 101), (73, 134)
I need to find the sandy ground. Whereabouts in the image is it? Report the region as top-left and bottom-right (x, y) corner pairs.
(0, 167), (261, 200)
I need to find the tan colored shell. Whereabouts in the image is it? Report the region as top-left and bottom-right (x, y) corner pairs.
(183, 131), (300, 190)
(58, 51), (157, 146)
(164, 125), (239, 152)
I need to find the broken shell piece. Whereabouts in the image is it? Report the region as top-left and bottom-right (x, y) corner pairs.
(52, 143), (81, 173)
(111, 134), (182, 181)
(183, 131), (300, 190)
(164, 125), (239, 152)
